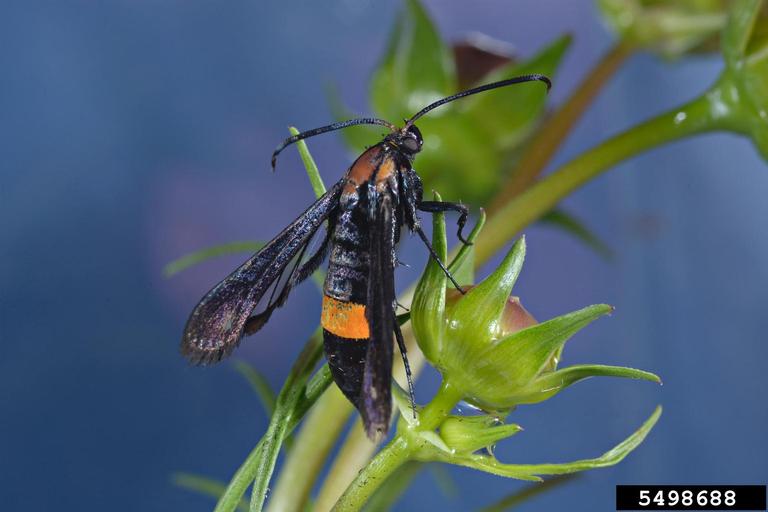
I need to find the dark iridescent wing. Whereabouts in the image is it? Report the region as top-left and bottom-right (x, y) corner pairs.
(181, 182), (342, 364)
(361, 192), (396, 439)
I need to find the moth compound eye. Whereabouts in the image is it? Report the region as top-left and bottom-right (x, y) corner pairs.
(407, 125), (423, 143)
(402, 136), (421, 153)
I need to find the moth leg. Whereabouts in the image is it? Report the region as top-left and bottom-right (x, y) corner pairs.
(415, 225), (466, 294)
(393, 317), (416, 419)
(418, 200), (471, 245)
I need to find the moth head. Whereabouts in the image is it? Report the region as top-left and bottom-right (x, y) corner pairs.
(394, 124), (423, 155)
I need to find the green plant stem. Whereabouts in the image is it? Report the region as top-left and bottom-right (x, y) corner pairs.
(265, 386), (351, 512)
(417, 379), (463, 431)
(247, 332), (327, 511)
(314, 416), (375, 512)
(489, 41), (634, 213)
(476, 92), (721, 264)
(214, 331), (327, 512)
(312, 322), (421, 512)
(331, 380), (463, 511)
(362, 461), (424, 512)
(330, 437), (413, 512)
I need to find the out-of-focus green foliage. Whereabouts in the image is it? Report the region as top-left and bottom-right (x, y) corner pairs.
(718, 0), (768, 158)
(331, 0), (568, 204)
(597, 0), (729, 57)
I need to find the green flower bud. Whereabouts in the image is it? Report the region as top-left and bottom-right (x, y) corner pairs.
(405, 200), (662, 485)
(439, 414), (522, 454)
(412, 210), (660, 411)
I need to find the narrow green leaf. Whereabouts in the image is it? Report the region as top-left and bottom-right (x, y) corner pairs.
(233, 360), (277, 417)
(427, 463), (459, 499)
(506, 364), (661, 405)
(488, 304), (613, 388)
(478, 475), (577, 512)
(370, 0), (455, 121)
(173, 473), (249, 512)
(411, 192), (448, 362)
(164, 241), (264, 277)
(539, 209), (612, 260)
(288, 126), (326, 199)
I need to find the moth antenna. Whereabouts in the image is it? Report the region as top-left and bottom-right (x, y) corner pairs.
(271, 118), (398, 171)
(405, 74), (551, 128)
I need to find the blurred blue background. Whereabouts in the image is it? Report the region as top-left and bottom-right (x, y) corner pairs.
(1, 1), (766, 511)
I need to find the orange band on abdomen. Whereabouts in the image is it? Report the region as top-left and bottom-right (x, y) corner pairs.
(321, 295), (369, 339)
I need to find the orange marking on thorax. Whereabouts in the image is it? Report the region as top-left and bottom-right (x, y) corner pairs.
(321, 295), (369, 339)
(343, 144), (398, 194)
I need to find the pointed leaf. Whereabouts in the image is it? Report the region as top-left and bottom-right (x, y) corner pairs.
(505, 364), (661, 405)
(447, 237), (526, 344)
(486, 304), (613, 389)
